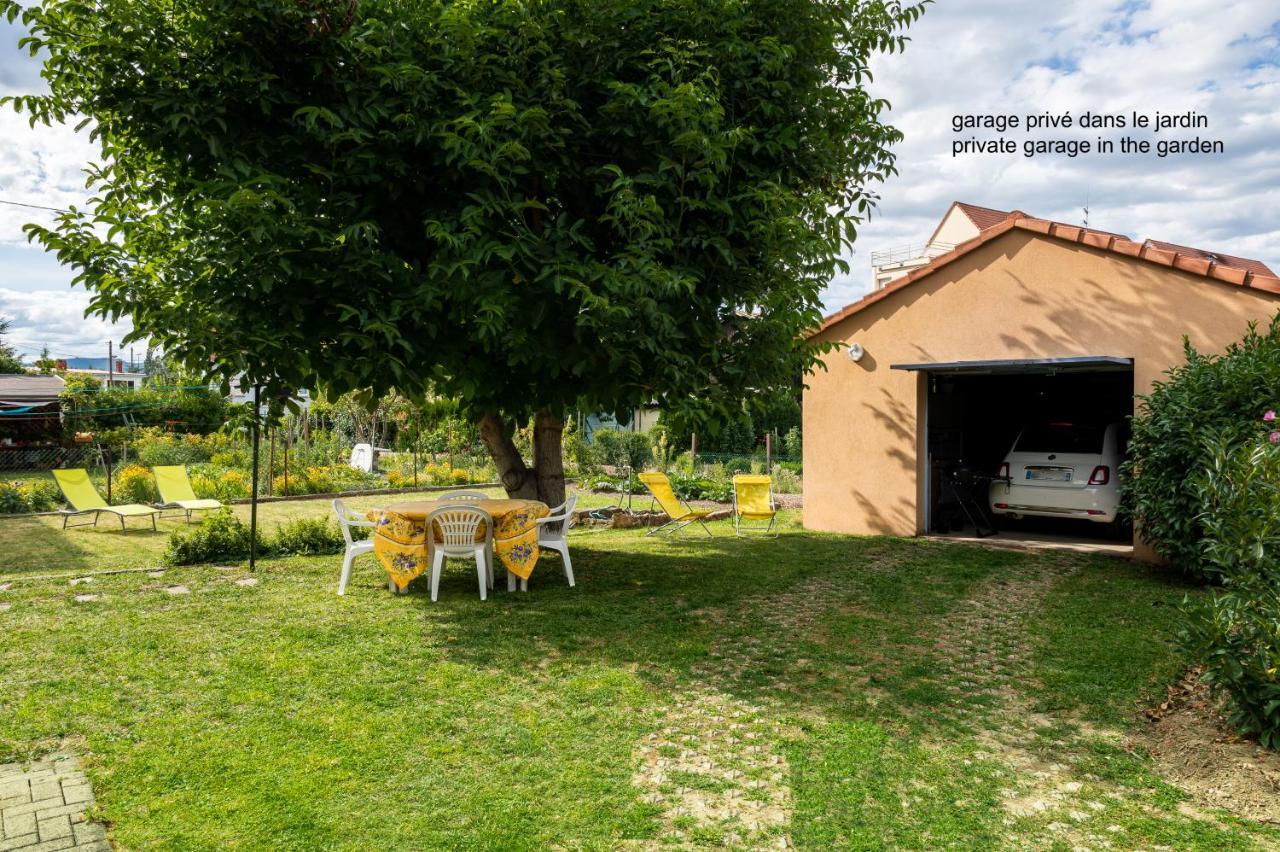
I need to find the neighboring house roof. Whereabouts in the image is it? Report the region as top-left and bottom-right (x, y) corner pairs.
(1143, 240), (1275, 278)
(923, 201), (1020, 246)
(954, 202), (1017, 231)
(819, 215), (1280, 334)
(0, 374), (66, 408)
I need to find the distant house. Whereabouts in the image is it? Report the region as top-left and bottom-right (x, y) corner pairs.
(56, 358), (146, 389)
(871, 203), (1034, 290)
(226, 376), (312, 411)
(66, 368), (147, 389)
(580, 404), (660, 441)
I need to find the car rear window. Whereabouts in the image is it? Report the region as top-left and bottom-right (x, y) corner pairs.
(1015, 422), (1105, 454)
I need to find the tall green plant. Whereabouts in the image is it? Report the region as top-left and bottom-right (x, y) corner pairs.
(1177, 418), (1280, 747)
(1122, 316), (1280, 577)
(6, 0), (926, 509)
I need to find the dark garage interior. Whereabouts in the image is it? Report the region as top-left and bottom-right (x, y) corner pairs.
(921, 360), (1134, 543)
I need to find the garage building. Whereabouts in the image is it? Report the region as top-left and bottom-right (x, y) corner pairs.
(803, 205), (1280, 557)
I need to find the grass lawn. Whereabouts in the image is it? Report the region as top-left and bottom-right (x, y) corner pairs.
(0, 494), (1274, 849)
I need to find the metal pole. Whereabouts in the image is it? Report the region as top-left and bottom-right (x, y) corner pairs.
(107, 341), (113, 388)
(250, 386), (261, 572)
(104, 446), (112, 503)
(283, 422), (289, 495)
(267, 427), (276, 497)
(413, 411), (420, 487)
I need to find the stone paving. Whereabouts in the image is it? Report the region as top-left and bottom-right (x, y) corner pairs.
(0, 753), (109, 851)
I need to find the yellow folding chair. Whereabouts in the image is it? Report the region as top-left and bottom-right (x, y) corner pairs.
(152, 465), (224, 522)
(732, 474), (778, 538)
(52, 468), (159, 532)
(637, 471), (713, 537)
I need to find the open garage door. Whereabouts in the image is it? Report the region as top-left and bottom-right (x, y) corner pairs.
(893, 357), (1134, 548)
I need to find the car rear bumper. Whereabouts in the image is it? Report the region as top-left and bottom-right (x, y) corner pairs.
(988, 482), (1119, 523)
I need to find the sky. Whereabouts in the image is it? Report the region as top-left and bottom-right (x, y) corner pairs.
(1, 0), (1278, 360)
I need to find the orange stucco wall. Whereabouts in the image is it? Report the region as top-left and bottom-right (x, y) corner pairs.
(803, 230), (1280, 550)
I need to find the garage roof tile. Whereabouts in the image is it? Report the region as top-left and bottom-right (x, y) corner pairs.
(817, 216), (1280, 334)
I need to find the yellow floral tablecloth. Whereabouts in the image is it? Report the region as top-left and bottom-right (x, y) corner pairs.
(368, 498), (549, 590)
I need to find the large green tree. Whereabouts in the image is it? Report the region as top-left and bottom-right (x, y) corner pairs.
(5, 0), (924, 504)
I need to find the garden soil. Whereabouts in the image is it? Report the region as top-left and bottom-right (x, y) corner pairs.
(1138, 669), (1280, 825)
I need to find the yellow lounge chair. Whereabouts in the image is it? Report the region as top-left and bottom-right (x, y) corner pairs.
(52, 468), (159, 532)
(638, 471), (713, 537)
(732, 474), (778, 538)
(152, 465), (224, 521)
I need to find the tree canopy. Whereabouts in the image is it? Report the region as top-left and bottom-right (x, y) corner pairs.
(5, 0), (924, 498)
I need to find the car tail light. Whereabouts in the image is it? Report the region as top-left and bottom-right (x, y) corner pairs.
(994, 502), (1009, 509)
(1086, 509), (1105, 515)
(1088, 465), (1110, 485)
(997, 462), (1009, 479)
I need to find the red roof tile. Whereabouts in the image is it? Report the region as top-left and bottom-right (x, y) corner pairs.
(955, 202), (1015, 231)
(817, 216), (1280, 334)
(1143, 239), (1274, 278)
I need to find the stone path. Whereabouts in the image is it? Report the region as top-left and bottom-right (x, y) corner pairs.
(631, 690), (792, 849)
(0, 753), (109, 851)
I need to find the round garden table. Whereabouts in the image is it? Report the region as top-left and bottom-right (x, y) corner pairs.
(368, 498), (549, 592)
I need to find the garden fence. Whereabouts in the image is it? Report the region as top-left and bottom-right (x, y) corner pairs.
(0, 445), (103, 478)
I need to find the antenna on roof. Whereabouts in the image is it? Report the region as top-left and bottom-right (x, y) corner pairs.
(1082, 193), (1090, 228)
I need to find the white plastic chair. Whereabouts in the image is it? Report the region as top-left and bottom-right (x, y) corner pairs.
(333, 499), (378, 595)
(433, 490), (487, 501)
(426, 505), (493, 602)
(527, 493), (578, 590)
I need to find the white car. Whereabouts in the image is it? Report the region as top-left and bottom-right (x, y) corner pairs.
(988, 421), (1123, 524)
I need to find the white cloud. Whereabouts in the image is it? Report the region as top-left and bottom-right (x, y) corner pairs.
(829, 0), (1280, 312)
(0, 285), (134, 361)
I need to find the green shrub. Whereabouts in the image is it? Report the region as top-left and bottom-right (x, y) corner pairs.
(562, 419), (595, 474)
(1123, 316), (1280, 578)
(0, 480), (68, 514)
(783, 425), (802, 459)
(189, 468), (252, 501)
(591, 428), (651, 471)
(272, 517), (347, 555)
(165, 509), (266, 566)
(1176, 414), (1280, 747)
(771, 466), (802, 494)
(0, 482), (26, 514)
(723, 456), (752, 475)
(114, 464), (158, 505)
(23, 480), (63, 512)
(667, 471), (732, 503)
(135, 430), (215, 466)
(715, 416), (757, 456)
(1179, 581), (1280, 749)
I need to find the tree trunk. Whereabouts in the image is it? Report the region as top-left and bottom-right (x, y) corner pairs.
(479, 410), (566, 506)
(479, 414), (537, 499)
(532, 408), (566, 508)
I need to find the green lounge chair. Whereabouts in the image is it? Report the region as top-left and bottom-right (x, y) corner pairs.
(152, 465), (223, 521)
(52, 468), (159, 532)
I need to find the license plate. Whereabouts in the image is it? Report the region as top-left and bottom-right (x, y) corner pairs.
(1026, 467), (1072, 482)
